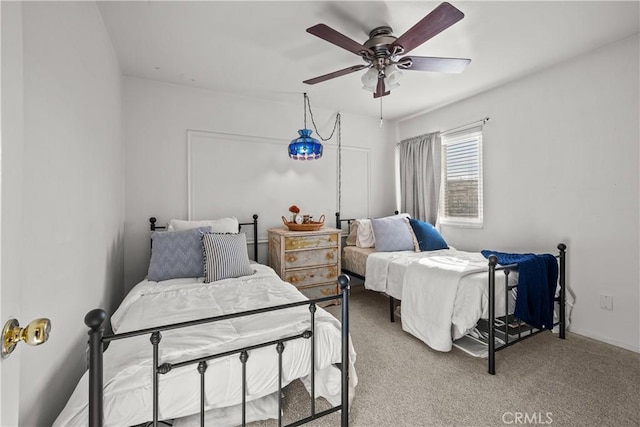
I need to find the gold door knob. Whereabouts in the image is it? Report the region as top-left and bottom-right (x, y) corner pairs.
(2, 318), (51, 358)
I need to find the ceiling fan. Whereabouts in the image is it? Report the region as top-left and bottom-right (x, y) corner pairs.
(303, 2), (471, 98)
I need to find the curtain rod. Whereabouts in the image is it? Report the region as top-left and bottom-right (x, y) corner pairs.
(397, 116), (490, 146)
(441, 116), (490, 135)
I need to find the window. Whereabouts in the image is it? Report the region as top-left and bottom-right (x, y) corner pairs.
(439, 127), (483, 227)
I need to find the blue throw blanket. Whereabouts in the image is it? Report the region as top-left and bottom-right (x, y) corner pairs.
(481, 250), (558, 330)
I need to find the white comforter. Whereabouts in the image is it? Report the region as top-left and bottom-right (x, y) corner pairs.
(365, 249), (517, 351)
(54, 264), (357, 426)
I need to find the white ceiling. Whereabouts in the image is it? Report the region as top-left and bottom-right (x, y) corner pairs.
(97, 1), (639, 120)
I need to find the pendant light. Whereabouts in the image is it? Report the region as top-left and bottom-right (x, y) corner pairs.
(288, 93), (323, 160)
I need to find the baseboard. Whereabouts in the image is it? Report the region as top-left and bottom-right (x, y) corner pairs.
(568, 327), (640, 353)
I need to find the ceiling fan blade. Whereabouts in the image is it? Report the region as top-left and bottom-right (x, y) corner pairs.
(373, 77), (390, 98)
(303, 64), (368, 85)
(401, 56), (471, 73)
(307, 24), (373, 56)
(390, 2), (464, 55)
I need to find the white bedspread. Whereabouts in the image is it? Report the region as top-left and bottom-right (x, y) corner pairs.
(365, 249), (518, 351)
(364, 250), (437, 297)
(401, 252), (489, 351)
(54, 264), (357, 427)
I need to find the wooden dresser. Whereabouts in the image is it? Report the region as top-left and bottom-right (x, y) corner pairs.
(268, 227), (341, 302)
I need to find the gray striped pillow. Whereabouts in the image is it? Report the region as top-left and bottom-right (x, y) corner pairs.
(202, 233), (254, 283)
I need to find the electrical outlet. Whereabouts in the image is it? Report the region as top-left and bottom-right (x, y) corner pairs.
(600, 294), (613, 310)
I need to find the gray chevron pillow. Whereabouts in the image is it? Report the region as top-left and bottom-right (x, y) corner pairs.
(147, 226), (211, 281)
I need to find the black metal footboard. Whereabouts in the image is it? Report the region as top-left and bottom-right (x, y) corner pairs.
(84, 274), (352, 427)
(486, 243), (567, 374)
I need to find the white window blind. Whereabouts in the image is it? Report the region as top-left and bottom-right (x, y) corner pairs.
(440, 126), (483, 227)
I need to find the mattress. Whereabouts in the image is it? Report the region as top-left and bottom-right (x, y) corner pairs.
(365, 249), (518, 304)
(342, 245), (375, 278)
(54, 264), (357, 427)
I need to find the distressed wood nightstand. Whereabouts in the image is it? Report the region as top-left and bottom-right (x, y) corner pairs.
(268, 227), (341, 303)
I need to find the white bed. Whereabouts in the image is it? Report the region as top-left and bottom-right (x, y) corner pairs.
(54, 264), (357, 427)
(364, 248), (518, 351)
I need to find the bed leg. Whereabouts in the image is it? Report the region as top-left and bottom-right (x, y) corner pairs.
(488, 256), (497, 375)
(252, 214), (259, 262)
(558, 243), (567, 340)
(150, 332), (162, 427)
(85, 309), (106, 427)
(197, 361), (208, 427)
(309, 303), (317, 416)
(389, 296), (395, 323)
(339, 274), (351, 427)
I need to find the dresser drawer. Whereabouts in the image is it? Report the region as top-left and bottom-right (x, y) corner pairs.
(284, 247), (337, 269)
(285, 265), (338, 288)
(285, 233), (338, 250)
(298, 282), (339, 301)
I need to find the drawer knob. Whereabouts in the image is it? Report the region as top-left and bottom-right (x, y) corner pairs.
(290, 276), (298, 283)
(325, 252), (335, 260)
(287, 255), (297, 263)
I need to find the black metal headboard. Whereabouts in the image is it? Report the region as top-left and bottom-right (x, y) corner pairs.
(335, 211), (399, 233)
(149, 215), (259, 261)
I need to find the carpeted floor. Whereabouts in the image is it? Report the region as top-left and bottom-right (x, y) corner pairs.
(254, 284), (640, 427)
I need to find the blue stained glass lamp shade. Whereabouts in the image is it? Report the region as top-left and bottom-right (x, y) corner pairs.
(288, 129), (323, 160)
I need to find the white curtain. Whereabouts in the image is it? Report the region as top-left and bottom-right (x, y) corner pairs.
(398, 131), (442, 226)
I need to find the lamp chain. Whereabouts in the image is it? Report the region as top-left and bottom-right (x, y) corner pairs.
(337, 113), (342, 214)
(304, 95), (339, 142)
(303, 93), (342, 213)
(303, 93), (308, 130)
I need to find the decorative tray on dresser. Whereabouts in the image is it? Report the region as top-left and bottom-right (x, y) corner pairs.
(268, 227), (341, 305)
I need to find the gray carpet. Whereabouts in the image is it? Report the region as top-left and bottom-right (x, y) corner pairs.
(254, 284), (640, 427)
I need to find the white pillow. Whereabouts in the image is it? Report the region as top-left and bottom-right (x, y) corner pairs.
(355, 219), (375, 248)
(168, 217), (239, 233)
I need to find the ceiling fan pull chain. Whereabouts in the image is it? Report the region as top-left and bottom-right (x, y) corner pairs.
(379, 97), (384, 128)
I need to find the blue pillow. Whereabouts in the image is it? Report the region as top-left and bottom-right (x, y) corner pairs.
(408, 219), (448, 251)
(147, 226), (211, 281)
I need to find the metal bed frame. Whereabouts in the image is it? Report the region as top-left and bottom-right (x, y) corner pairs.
(83, 216), (352, 426)
(334, 212), (400, 323)
(335, 212), (567, 375)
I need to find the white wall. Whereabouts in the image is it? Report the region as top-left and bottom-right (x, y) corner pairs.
(123, 77), (396, 291)
(397, 36), (640, 352)
(12, 2), (125, 425)
(1, 2), (25, 425)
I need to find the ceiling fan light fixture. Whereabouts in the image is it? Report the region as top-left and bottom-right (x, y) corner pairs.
(303, 2), (470, 96)
(384, 65), (403, 90)
(361, 67), (378, 92)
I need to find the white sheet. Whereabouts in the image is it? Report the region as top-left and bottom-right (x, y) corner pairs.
(365, 249), (518, 351)
(54, 264), (357, 427)
(401, 252), (490, 351)
(364, 250), (419, 295)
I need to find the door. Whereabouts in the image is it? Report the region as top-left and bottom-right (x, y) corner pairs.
(1, 2), (24, 425)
